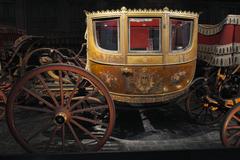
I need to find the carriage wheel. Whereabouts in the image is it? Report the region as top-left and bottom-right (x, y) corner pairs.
(6, 64), (115, 153)
(221, 103), (240, 147)
(185, 78), (225, 125)
(0, 91), (6, 120)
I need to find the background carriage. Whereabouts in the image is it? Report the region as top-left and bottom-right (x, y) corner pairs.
(186, 15), (240, 147)
(0, 7), (239, 153)
(0, 25), (25, 120)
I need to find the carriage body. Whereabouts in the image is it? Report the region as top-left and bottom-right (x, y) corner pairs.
(85, 7), (199, 104)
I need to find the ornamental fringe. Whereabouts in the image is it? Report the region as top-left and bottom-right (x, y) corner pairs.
(198, 43), (240, 66)
(198, 15), (240, 35)
(198, 14), (240, 66)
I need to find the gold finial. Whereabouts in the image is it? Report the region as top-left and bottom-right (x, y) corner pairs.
(121, 6), (127, 11)
(163, 7), (169, 11)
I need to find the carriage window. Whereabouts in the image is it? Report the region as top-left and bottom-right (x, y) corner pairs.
(129, 18), (161, 52)
(94, 18), (119, 51)
(170, 18), (193, 51)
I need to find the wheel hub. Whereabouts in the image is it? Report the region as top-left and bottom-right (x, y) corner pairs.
(54, 112), (69, 125)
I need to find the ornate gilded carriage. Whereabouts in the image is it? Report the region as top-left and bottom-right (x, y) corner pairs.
(1, 6), (240, 153)
(1, 7), (201, 152)
(0, 7), (200, 153)
(85, 7), (199, 103)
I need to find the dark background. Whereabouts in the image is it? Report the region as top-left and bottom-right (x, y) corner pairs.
(1, 0), (240, 49)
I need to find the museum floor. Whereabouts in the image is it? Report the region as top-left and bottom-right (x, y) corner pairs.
(0, 102), (223, 154)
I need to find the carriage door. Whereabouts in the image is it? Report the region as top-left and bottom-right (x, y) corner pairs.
(163, 18), (196, 94)
(124, 17), (164, 96)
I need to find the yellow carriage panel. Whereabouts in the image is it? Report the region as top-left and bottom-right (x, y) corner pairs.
(85, 7), (199, 104)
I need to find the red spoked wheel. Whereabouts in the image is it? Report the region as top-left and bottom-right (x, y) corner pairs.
(6, 64), (116, 153)
(0, 90), (6, 120)
(221, 103), (240, 147)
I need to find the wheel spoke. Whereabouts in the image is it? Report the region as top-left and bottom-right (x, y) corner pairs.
(191, 107), (204, 118)
(190, 95), (200, 104)
(228, 131), (240, 142)
(67, 122), (85, 151)
(70, 119), (100, 142)
(62, 71), (72, 82)
(72, 105), (108, 114)
(72, 116), (108, 127)
(233, 115), (240, 123)
(26, 121), (54, 142)
(59, 71), (64, 107)
(70, 89), (98, 111)
(16, 105), (53, 113)
(67, 76), (82, 107)
(227, 125), (240, 130)
(44, 125), (59, 152)
(22, 87), (55, 110)
(37, 74), (60, 108)
(72, 96), (102, 104)
(79, 79), (89, 89)
(61, 124), (65, 152)
(190, 105), (202, 112)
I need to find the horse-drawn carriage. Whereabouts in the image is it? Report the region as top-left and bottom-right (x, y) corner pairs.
(186, 14), (240, 147)
(0, 7), (240, 153)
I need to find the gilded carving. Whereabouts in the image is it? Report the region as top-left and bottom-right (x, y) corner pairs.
(135, 68), (155, 93)
(126, 68), (163, 94)
(99, 71), (117, 88)
(85, 6), (198, 17)
(171, 71), (186, 84)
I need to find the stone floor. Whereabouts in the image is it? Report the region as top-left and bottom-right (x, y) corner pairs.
(104, 102), (224, 152)
(0, 102), (224, 154)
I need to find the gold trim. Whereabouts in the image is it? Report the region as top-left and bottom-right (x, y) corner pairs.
(86, 6), (198, 65)
(92, 18), (121, 54)
(89, 58), (197, 66)
(109, 83), (189, 97)
(85, 6), (198, 17)
(169, 19), (194, 54)
(110, 89), (187, 103)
